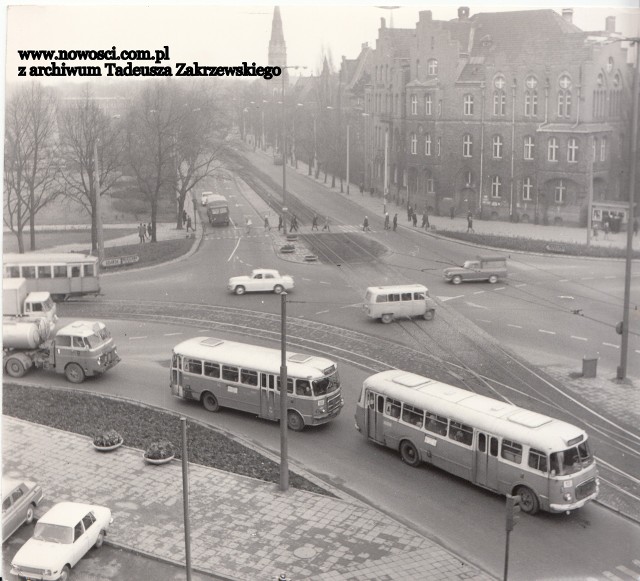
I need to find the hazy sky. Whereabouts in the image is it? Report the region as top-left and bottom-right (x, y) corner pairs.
(4, 1), (639, 87)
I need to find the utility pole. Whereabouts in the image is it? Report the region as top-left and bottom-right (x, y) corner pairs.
(346, 124), (350, 195)
(180, 417), (192, 581)
(279, 292), (289, 491)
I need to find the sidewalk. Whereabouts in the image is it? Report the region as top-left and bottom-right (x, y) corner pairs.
(3, 415), (492, 581)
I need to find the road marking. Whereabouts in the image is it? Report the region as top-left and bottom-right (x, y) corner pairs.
(465, 301), (488, 309)
(437, 295), (464, 302)
(539, 329), (556, 335)
(559, 279), (569, 282)
(514, 283), (526, 288)
(340, 303), (362, 309)
(129, 336), (147, 340)
(163, 332), (183, 336)
(302, 278), (312, 281)
(494, 287), (506, 291)
(616, 566), (639, 578)
(559, 295), (575, 300)
(602, 342), (620, 349)
(571, 336), (588, 341)
(477, 319), (492, 323)
(507, 324), (522, 329)
(315, 310), (329, 315)
(227, 237), (242, 262)
(604, 276), (616, 279)
(320, 281), (331, 285)
(473, 291), (485, 295)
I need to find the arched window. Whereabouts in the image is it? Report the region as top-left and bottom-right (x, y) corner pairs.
(524, 76), (538, 117)
(557, 74), (572, 118)
(493, 75), (506, 116)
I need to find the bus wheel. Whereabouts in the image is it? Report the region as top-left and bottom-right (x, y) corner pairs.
(423, 309), (435, 321)
(64, 363), (85, 384)
(381, 313), (393, 324)
(400, 440), (420, 467)
(5, 358), (26, 378)
(235, 286), (246, 296)
(515, 486), (539, 515)
(287, 411), (305, 432)
(201, 392), (219, 412)
(488, 275), (498, 284)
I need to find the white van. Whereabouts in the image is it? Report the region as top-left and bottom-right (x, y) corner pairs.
(363, 284), (436, 324)
(201, 191), (215, 206)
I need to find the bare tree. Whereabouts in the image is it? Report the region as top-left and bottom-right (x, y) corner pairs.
(58, 86), (124, 252)
(3, 83), (62, 252)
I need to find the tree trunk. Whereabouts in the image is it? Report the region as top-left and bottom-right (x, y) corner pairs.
(29, 188), (36, 251)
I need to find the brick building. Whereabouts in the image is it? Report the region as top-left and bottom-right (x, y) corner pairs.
(364, 7), (635, 225)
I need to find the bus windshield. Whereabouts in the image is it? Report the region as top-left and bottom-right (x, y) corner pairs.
(551, 441), (594, 476)
(313, 370), (340, 396)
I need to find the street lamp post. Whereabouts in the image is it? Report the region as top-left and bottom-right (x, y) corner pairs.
(93, 139), (105, 267)
(346, 123), (350, 195)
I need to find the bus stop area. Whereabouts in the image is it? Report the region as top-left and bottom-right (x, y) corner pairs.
(3, 414), (492, 581)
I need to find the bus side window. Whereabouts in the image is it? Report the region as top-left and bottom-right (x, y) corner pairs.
(489, 437), (499, 457)
(56, 335), (72, 348)
(478, 433), (486, 452)
(184, 358), (203, 375)
(38, 266), (52, 278)
(377, 395), (384, 413)
(366, 391), (375, 409)
(72, 337), (86, 349)
(384, 398), (401, 419)
(7, 266), (20, 278)
(375, 295), (387, 303)
(22, 266), (36, 279)
(70, 265), (81, 278)
(222, 365), (239, 382)
(204, 362), (220, 378)
(413, 292), (425, 300)
(261, 373), (276, 389)
(389, 294), (400, 302)
(401, 292), (412, 301)
(54, 265), (67, 278)
(528, 448), (548, 473)
(296, 379), (312, 397)
(240, 369), (258, 386)
(401, 404), (424, 427)
(83, 264), (95, 277)
(448, 421), (473, 445)
(424, 412), (448, 436)
(501, 439), (523, 464)
(276, 377), (294, 394)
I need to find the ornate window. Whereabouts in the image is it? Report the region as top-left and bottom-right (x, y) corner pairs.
(491, 176), (502, 198)
(493, 75), (506, 116)
(463, 134), (473, 158)
(463, 94), (474, 116)
(557, 74), (572, 118)
(524, 136), (535, 160)
(524, 76), (538, 117)
(522, 177), (533, 201)
(548, 137), (558, 162)
(493, 135), (503, 159)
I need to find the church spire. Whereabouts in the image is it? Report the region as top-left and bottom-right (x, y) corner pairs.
(269, 6), (288, 84)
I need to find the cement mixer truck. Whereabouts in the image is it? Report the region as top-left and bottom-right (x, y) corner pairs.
(3, 320), (120, 383)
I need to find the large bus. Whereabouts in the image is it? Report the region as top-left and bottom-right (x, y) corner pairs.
(3, 253), (100, 301)
(206, 194), (230, 226)
(355, 369), (598, 514)
(170, 337), (344, 431)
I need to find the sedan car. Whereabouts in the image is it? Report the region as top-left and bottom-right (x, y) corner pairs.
(2, 477), (44, 542)
(228, 268), (294, 295)
(443, 255), (507, 284)
(11, 501), (112, 581)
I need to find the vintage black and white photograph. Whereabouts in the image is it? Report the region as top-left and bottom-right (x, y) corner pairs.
(2, 1), (640, 579)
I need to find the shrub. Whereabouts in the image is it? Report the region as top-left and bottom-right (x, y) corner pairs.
(144, 439), (175, 460)
(93, 429), (122, 447)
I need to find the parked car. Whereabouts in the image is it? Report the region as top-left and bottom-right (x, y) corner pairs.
(443, 255), (507, 285)
(2, 477), (44, 542)
(11, 501), (112, 581)
(228, 268), (294, 295)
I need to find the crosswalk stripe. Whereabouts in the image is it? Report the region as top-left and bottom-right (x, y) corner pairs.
(616, 565), (640, 578)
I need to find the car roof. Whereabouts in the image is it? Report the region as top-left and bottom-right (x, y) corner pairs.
(252, 268), (279, 275)
(39, 502), (100, 526)
(366, 284), (427, 294)
(56, 321), (106, 338)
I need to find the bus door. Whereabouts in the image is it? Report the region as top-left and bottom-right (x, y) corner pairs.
(260, 373), (277, 421)
(366, 391), (385, 443)
(171, 354), (184, 395)
(475, 432), (499, 490)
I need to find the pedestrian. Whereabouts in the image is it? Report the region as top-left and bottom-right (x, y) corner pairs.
(392, 213), (398, 231)
(384, 212), (390, 230)
(467, 214), (474, 233)
(412, 212), (417, 227)
(278, 214), (283, 232)
(264, 215), (271, 231)
(633, 218), (639, 237)
(289, 214), (299, 232)
(370, 186), (375, 197)
(186, 215), (193, 232)
(311, 214), (319, 230)
(138, 223), (145, 244)
(450, 207), (455, 220)
(363, 216), (370, 232)
(360, 182), (364, 196)
(407, 205), (413, 222)
(603, 220), (610, 239)
(182, 209), (188, 224)
(147, 222), (153, 240)
(322, 216), (331, 231)
(422, 211), (430, 230)
(245, 216), (252, 235)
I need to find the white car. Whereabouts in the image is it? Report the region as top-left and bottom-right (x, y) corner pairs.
(11, 501), (112, 581)
(228, 268), (294, 295)
(2, 477), (44, 542)
(201, 191), (214, 206)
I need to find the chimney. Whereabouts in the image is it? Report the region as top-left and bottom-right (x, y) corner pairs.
(458, 6), (470, 20)
(562, 8), (573, 24)
(605, 16), (616, 33)
(380, 17), (386, 29)
(419, 10), (433, 24)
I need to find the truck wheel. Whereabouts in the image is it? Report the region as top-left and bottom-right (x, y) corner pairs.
(452, 275), (462, 285)
(488, 275), (498, 284)
(65, 363), (85, 384)
(5, 358), (26, 378)
(423, 309), (435, 321)
(381, 313), (393, 324)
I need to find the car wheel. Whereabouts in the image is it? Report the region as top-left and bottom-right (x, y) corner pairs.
(59, 565), (71, 581)
(25, 505), (35, 525)
(95, 530), (105, 549)
(400, 440), (420, 467)
(287, 410), (305, 432)
(488, 275), (498, 284)
(381, 313), (393, 324)
(234, 286), (246, 295)
(5, 357), (26, 378)
(64, 363), (85, 384)
(423, 309), (435, 321)
(516, 486), (540, 515)
(273, 284), (284, 294)
(201, 392), (220, 412)
(452, 275), (462, 285)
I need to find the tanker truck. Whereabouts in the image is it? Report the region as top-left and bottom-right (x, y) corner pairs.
(3, 278), (57, 336)
(3, 320), (120, 383)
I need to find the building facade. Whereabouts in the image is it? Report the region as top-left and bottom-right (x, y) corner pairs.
(365, 7), (635, 225)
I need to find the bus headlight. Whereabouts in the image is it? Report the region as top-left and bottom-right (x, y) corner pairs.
(563, 480), (573, 489)
(563, 492), (572, 502)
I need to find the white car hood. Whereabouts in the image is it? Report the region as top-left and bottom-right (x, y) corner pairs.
(13, 538), (70, 570)
(228, 275), (252, 284)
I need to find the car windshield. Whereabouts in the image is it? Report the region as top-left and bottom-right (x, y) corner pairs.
(463, 261), (479, 269)
(33, 523), (73, 544)
(550, 441), (594, 476)
(85, 333), (108, 349)
(313, 370), (340, 396)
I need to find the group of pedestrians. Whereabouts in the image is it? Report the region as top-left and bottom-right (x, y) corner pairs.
(138, 222), (153, 243)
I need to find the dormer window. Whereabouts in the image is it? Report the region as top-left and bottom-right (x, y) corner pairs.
(481, 34), (493, 48)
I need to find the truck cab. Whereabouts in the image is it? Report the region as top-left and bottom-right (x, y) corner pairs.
(3, 279), (57, 335)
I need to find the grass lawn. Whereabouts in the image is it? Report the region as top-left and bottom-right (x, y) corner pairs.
(3, 383), (333, 497)
(2, 229), (137, 254)
(100, 238), (195, 271)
